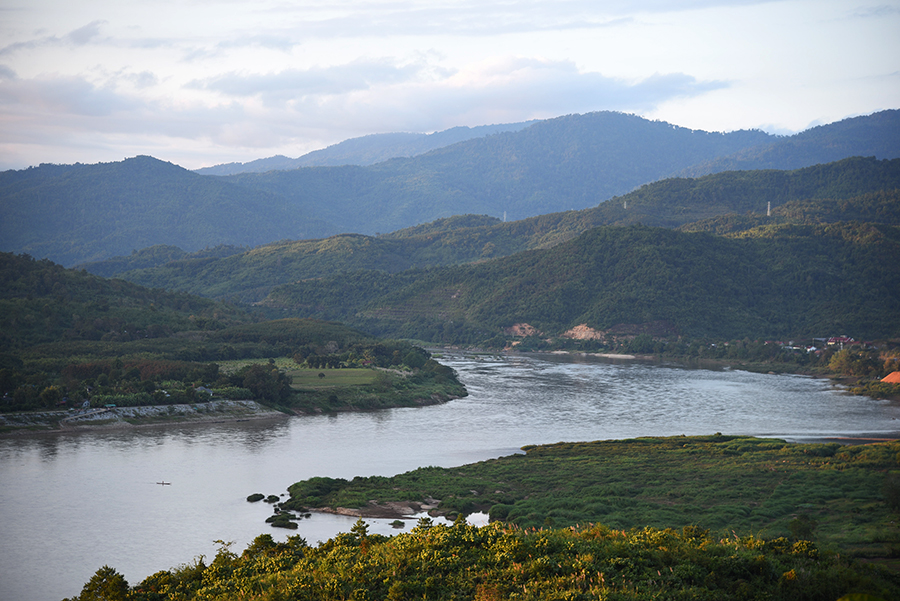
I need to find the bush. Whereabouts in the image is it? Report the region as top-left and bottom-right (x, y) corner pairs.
(884, 473), (900, 511)
(213, 386), (252, 400)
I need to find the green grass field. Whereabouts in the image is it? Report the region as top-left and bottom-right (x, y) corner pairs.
(287, 367), (379, 389)
(215, 357), (298, 375)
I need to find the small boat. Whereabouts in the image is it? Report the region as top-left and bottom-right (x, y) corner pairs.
(157, 481), (171, 485)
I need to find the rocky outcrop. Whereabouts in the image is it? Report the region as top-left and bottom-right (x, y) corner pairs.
(562, 324), (605, 340)
(2, 400), (285, 434)
(504, 323), (541, 337)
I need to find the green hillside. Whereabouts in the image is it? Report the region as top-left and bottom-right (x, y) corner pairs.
(682, 108), (900, 176)
(0, 253), (464, 415)
(0, 156), (337, 266)
(261, 222), (900, 343)
(679, 189), (900, 235)
(74, 244), (247, 279)
(0, 252), (249, 350)
(94, 157), (900, 304)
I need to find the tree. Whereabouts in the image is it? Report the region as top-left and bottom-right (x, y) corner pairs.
(65, 565), (128, 601)
(238, 363), (291, 403)
(403, 350), (427, 369)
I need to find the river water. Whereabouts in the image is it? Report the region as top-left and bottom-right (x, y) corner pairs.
(2, 352), (898, 601)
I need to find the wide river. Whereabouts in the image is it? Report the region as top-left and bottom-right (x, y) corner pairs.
(2, 352), (899, 601)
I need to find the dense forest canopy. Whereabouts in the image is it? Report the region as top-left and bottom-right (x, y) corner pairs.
(261, 222), (900, 343)
(79, 157), (900, 305)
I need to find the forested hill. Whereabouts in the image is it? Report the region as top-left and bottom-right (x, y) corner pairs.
(4, 111), (897, 267)
(194, 121), (536, 174)
(0, 156), (339, 266)
(220, 111), (773, 233)
(260, 222), (900, 343)
(1, 248), (473, 417)
(680, 109), (900, 176)
(84, 157), (900, 303)
(0, 252), (249, 350)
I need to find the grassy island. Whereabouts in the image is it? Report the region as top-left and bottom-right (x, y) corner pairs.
(283, 436), (900, 561)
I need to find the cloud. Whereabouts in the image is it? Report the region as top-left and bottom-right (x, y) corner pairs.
(0, 52), (728, 170)
(184, 56), (724, 119)
(238, 0), (775, 40)
(0, 19), (107, 55)
(187, 60), (430, 102)
(181, 35), (297, 63)
(851, 4), (900, 18)
(121, 70), (159, 88)
(65, 20), (107, 45)
(345, 58), (729, 131)
(0, 73), (143, 118)
(0, 36), (54, 56)
(215, 34), (295, 52)
(7, 0), (871, 170)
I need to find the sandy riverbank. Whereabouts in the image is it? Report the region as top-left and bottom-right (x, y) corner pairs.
(311, 497), (442, 519)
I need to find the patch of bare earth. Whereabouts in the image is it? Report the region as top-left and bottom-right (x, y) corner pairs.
(316, 498), (441, 519)
(505, 323), (541, 337)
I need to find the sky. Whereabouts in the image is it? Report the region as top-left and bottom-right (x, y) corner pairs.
(0, 0), (898, 171)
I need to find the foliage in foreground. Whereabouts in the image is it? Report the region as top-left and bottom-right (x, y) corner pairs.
(65, 520), (899, 601)
(285, 436), (900, 558)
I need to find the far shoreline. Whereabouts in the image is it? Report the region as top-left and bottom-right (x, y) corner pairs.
(0, 399), (287, 436)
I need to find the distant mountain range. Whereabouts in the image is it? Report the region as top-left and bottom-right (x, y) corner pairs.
(79, 157), (900, 307)
(678, 110), (900, 176)
(0, 156), (339, 266)
(194, 121), (537, 174)
(2, 109), (898, 267)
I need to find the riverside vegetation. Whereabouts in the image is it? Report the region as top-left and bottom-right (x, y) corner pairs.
(64, 436), (900, 600)
(282, 436), (900, 558)
(0, 252), (464, 423)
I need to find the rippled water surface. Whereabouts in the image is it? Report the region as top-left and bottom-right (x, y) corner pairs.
(2, 353), (898, 601)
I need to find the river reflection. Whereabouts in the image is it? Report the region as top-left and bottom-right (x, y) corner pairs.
(2, 352), (898, 601)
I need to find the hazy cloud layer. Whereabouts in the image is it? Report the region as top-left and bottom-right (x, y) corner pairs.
(0, 0), (897, 169)
(188, 60), (431, 100)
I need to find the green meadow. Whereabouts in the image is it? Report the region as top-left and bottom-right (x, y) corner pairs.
(288, 367), (380, 388)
